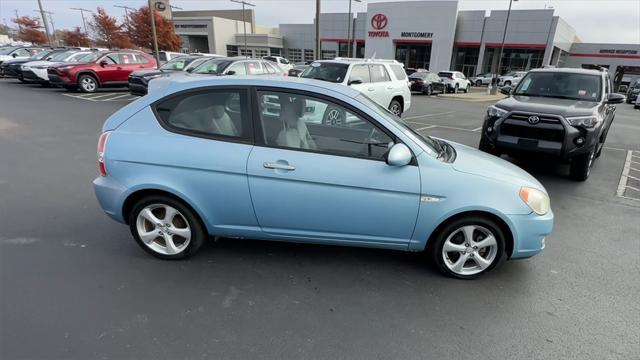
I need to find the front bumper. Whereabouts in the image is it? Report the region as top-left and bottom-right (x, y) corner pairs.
(482, 112), (599, 161)
(2, 64), (21, 78)
(508, 209), (554, 259)
(128, 76), (148, 96)
(48, 72), (74, 86)
(21, 69), (40, 82)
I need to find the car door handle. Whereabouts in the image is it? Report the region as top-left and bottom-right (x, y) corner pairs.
(263, 162), (295, 171)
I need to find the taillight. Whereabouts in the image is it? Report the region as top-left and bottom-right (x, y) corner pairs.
(97, 132), (110, 177)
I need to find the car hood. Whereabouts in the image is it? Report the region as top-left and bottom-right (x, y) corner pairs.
(22, 60), (54, 67)
(130, 69), (174, 77)
(497, 95), (599, 118)
(1, 58), (30, 65)
(448, 141), (545, 191)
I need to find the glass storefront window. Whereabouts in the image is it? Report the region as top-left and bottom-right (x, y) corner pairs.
(395, 43), (431, 70)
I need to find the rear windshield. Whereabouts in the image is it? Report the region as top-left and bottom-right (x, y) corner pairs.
(438, 72), (453, 79)
(301, 62), (349, 83)
(514, 72), (602, 102)
(409, 72), (428, 79)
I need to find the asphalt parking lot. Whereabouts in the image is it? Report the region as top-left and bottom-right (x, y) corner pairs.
(1, 79), (639, 359)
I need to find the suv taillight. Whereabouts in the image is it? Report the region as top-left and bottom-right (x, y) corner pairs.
(97, 132), (110, 176)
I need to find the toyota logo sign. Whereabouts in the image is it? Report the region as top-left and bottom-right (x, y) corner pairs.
(528, 115), (540, 125)
(371, 14), (388, 30)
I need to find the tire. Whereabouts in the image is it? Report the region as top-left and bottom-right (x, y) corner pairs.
(476, 80), (483, 87)
(430, 216), (506, 279)
(388, 99), (402, 116)
(569, 149), (596, 181)
(595, 124), (612, 158)
(504, 81), (512, 87)
(478, 135), (500, 156)
(464, 84), (470, 93)
(424, 85), (433, 96)
(128, 195), (207, 260)
(453, 84), (459, 94)
(78, 74), (98, 93)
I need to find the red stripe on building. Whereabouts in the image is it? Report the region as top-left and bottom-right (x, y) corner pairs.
(568, 52), (640, 60)
(320, 38), (350, 43)
(484, 43), (547, 49)
(454, 42), (481, 47)
(355, 39), (365, 44)
(393, 39), (433, 44)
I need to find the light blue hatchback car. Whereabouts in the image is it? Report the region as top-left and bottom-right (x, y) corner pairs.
(94, 75), (553, 278)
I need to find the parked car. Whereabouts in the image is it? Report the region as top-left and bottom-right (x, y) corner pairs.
(190, 57), (286, 77)
(409, 71), (446, 95)
(479, 68), (625, 181)
(128, 55), (213, 96)
(0, 46), (43, 71)
(498, 71), (527, 86)
(47, 50), (157, 93)
(151, 51), (185, 64)
(405, 68), (428, 76)
(635, 94), (640, 109)
(21, 50), (93, 86)
(263, 56), (293, 71)
(438, 71), (471, 93)
(470, 73), (496, 86)
(300, 59), (411, 116)
(93, 76), (553, 279)
(0, 48), (58, 79)
(626, 80), (639, 104)
(287, 64), (308, 77)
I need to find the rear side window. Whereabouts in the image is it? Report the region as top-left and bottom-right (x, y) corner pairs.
(246, 61), (264, 75)
(389, 64), (407, 80)
(349, 64), (370, 83)
(154, 89), (251, 141)
(263, 61), (279, 73)
(226, 62), (247, 75)
(370, 65), (391, 82)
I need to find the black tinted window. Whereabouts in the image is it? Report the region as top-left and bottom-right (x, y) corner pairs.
(409, 72), (427, 79)
(301, 62), (349, 83)
(155, 90), (251, 140)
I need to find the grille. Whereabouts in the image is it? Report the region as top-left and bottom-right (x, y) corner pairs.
(128, 76), (144, 85)
(500, 113), (565, 142)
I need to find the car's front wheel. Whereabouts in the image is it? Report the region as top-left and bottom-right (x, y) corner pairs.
(453, 84), (459, 94)
(569, 149), (595, 181)
(424, 85), (433, 96)
(476, 80), (483, 86)
(464, 84), (470, 93)
(129, 195), (207, 259)
(78, 74), (98, 93)
(431, 216), (506, 279)
(504, 81), (512, 87)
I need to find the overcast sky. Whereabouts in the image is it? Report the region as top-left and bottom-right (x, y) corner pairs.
(1, 0), (639, 44)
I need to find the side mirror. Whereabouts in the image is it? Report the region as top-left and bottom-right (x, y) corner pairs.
(226, 70), (236, 75)
(12, 53), (17, 58)
(348, 77), (363, 85)
(99, 60), (108, 67)
(500, 86), (512, 95)
(45, 57), (53, 61)
(386, 143), (412, 167)
(606, 93), (626, 104)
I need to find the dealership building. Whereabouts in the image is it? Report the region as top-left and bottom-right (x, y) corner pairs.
(165, 0), (640, 81)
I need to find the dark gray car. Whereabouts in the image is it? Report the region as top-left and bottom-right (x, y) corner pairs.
(478, 68), (625, 181)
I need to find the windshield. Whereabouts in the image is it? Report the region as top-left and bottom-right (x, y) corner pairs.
(514, 72), (602, 102)
(191, 60), (232, 74)
(0, 47), (18, 55)
(409, 72), (428, 79)
(30, 50), (53, 60)
(160, 57), (193, 70)
(68, 53), (91, 62)
(49, 51), (74, 61)
(301, 62), (349, 83)
(438, 72), (453, 78)
(355, 94), (439, 157)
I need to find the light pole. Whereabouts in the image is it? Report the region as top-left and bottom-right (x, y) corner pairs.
(148, 0), (161, 68)
(114, 5), (136, 26)
(230, 0), (255, 57)
(34, 10), (56, 46)
(490, 0), (518, 95)
(70, 8), (93, 36)
(346, 0), (362, 58)
(36, 0), (52, 46)
(315, 0), (320, 60)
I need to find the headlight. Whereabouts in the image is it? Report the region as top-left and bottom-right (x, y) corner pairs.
(519, 187), (550, 215)
(566, 115), (599, 128)
(487, 105), (508, 118)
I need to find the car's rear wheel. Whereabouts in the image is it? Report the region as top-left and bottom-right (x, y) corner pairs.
(453, 84), (459, 94)
(388, 99), (402, 116)
(129, 195), (207, 259)
(430, 216), (506, 279)
(424, 85), (433, 96)
(78, 74), (98, 93)
(569, 149), (595, 181)
(476, 80), (483, 86)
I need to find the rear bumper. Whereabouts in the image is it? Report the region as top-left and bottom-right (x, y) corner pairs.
(508, 210), (554, 259)
(93, 176), (127, 223)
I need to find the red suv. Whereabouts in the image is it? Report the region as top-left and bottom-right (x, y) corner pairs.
(48, 50), (156, 93)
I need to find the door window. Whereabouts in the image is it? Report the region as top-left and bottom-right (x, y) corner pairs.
(226, 62), (247, 75)
(256, 91), (394, 160)
(154, 89), (251, 140)
(246, 61), (264, 75)
(348, 64), (370, 83)
(101, 54), (119, 64)
(370, 65), (391, 82)
(263, 61), (279, 74)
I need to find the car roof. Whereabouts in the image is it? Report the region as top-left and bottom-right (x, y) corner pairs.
(528, 67), (604, 76)
(312, 59), (401, 66)
(162, 75), (362, 98)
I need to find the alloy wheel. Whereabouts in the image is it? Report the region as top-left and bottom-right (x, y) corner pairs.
(135, 204), (192, 256)
(81, 77), (96, 92)
(442, 225), (498, 276)
(390, 103), (402, 116)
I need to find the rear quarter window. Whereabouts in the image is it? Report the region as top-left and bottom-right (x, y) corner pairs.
(389, 64), (407, 80)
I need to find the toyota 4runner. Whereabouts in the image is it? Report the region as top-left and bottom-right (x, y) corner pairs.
(478, 68), (625, 181)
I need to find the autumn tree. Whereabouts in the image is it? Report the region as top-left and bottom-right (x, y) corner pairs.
(125, 6), (181, 51)
(62, 27), (91, 47)
(12, 16), (47, 45)
(89, 7), (133, 49)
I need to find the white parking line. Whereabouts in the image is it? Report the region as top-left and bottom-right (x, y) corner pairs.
(472, 126), (482, 132)
(403, 111), (455, 120)
(106, 94), (136, 101)
(85, 93), (121, 100)
(405, 121), (479, 133)
(415, 125), (436, 131)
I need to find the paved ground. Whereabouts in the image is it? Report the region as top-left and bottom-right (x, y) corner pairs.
(1, 79), (639, 359)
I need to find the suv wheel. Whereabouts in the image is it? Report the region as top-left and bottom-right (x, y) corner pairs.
(464, 84), (470, 93)
(453, 84), (459, 94)
(475, 80), (483, 86)
(504, 80), (512, 87)
(569, 149), (595, 181)
(388, 99), (402, 116)
(479, 136), (500, 156)
(424, 85), (433, 96)
(78, 74), (98, 93)
(430, 216), (506, 279)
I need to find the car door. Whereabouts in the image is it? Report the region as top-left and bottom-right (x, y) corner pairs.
(115, 53), (142, 82)
(369, 64), (394, 107)
(225, 61), (248, 75)
(96, 54), (121, 83)
(247, 89), (421, 247)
